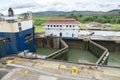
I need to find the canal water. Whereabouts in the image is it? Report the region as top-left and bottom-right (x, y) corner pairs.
(108, 52), (120, 67)
(67, 49), (98, 64)
(36, 48), (98, 64)
(36, 48), (59, 56)
(36, 48), (120, 67)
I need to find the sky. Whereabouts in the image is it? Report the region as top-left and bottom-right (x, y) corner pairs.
(0, 0), (120, 14)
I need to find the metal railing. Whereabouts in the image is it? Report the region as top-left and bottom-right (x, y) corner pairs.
(46, 39), (68, 59)
(88, 40), (109, 65)
(96, 50), (109, 65)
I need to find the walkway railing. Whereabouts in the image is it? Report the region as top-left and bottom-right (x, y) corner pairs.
(46, 39), (68, 59)
(96, 50), (109, 65)
(88, 40), (109, 65)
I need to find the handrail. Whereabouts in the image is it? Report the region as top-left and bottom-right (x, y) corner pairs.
(96, 50), (109, 64)
(89, 40), (107, 50)
(89, 40), (109, 65)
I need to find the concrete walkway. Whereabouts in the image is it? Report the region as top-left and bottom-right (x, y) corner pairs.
(1, 57), (120, 80)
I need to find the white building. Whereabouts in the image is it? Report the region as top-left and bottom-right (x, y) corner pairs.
(44, 18), (81, 38)
(87, 22), (103, 29)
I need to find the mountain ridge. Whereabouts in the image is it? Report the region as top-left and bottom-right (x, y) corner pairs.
(19, 9), (120, 16)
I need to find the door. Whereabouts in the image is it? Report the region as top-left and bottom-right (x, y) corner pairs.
(60, 32), (62, 37)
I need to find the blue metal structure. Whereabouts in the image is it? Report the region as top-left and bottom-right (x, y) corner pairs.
(0, 28), (35, 57)
(0, 9), (35, 57)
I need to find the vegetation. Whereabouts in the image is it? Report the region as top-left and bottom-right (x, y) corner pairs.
(35, 25), (44, 33)
(66, 14), (120, 23)
(33, 12), (120, 32)
(33, 16), (65, 32)
(33, 16), (48, 33)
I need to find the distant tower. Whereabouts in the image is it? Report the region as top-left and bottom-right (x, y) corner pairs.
(8, 7), (14, 17)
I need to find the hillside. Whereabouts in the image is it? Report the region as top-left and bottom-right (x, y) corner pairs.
(108, 9), (120, 13)
(32, 10), (120, 16)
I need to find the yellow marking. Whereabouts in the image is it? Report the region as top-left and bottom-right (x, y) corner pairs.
(97, 67), (103, 71)
(59, 65), (67, 69)
(71, 66), (79, 75)
(14, 58), (22, 61)
(36, 62), (43, 66)
(7, 60), (14, 64)
(12, 58), (21, 62)
(84, 69), (88, 72)
(17, 70), (39, 78)
(24, 70), (29, 74)
(54, 74), (59, 77)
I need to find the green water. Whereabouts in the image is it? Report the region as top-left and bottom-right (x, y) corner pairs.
(67, 49), (98, 64)
(36, 48), (98, 64)
(108, 52), (120, 67)
(36, 48), (59, 56)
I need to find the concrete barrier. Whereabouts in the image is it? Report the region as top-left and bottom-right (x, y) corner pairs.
(46, 39), (68, 59)
(88, 40), (109, 65)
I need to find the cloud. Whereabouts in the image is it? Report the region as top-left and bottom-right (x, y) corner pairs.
(0, 0), (120, 14)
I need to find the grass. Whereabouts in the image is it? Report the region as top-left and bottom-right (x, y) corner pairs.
(33, 16), (48, 33)
(35, 25), (45, 33)
(81, 23), (120, 30)
(81, 23), (88, 29)
(102, 24), (120, 30)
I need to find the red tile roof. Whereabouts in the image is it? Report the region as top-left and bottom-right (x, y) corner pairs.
(89, 22), (101, 27)
(89, 22), (101, 25)
(44, 18), (80, 25)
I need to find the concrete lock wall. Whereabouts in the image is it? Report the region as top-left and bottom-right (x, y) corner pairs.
(88, 41), (105, 58)
(35, 37), (60, 49)
(63, 39), (106, 57)
(63, 39), (86, 50)
(62, 39), (109, 65)
(93, 40), (120, 52)
(62, 39), (120, 52)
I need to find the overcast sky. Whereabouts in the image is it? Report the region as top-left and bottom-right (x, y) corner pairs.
(0, 0), (120, 14)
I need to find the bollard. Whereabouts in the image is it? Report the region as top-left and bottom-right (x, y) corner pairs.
(24, 70), (29, 74)
(71, 66), (79, 75)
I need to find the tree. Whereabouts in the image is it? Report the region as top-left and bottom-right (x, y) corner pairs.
(79, 14), (83, 17)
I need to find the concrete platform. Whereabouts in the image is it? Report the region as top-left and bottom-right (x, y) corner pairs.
(0, 57), (120, 80)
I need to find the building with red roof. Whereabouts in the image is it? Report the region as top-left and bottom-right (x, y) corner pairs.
(43, 18), (81, 38)
(88, 22), (102, 29)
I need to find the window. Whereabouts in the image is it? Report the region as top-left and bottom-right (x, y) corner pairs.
(70, 25), (71, 27)
(57, 25), (59, 27)
(48, 25), (49, 27)
(25, 33), (32, 39)
(73, 25), (75, 27)
(19, 27), (22, 36)
(0, 38), (11, 42)
(54, 25), (56, 27)
(19, 27), (22, 31)
(18, 23), (21, 26)
(66, 25), (68, 27)
(60, 25), (62, 27)
(51, 25), (52, 27)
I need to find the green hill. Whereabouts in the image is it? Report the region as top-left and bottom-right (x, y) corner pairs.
(32, 9), (120, 16)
